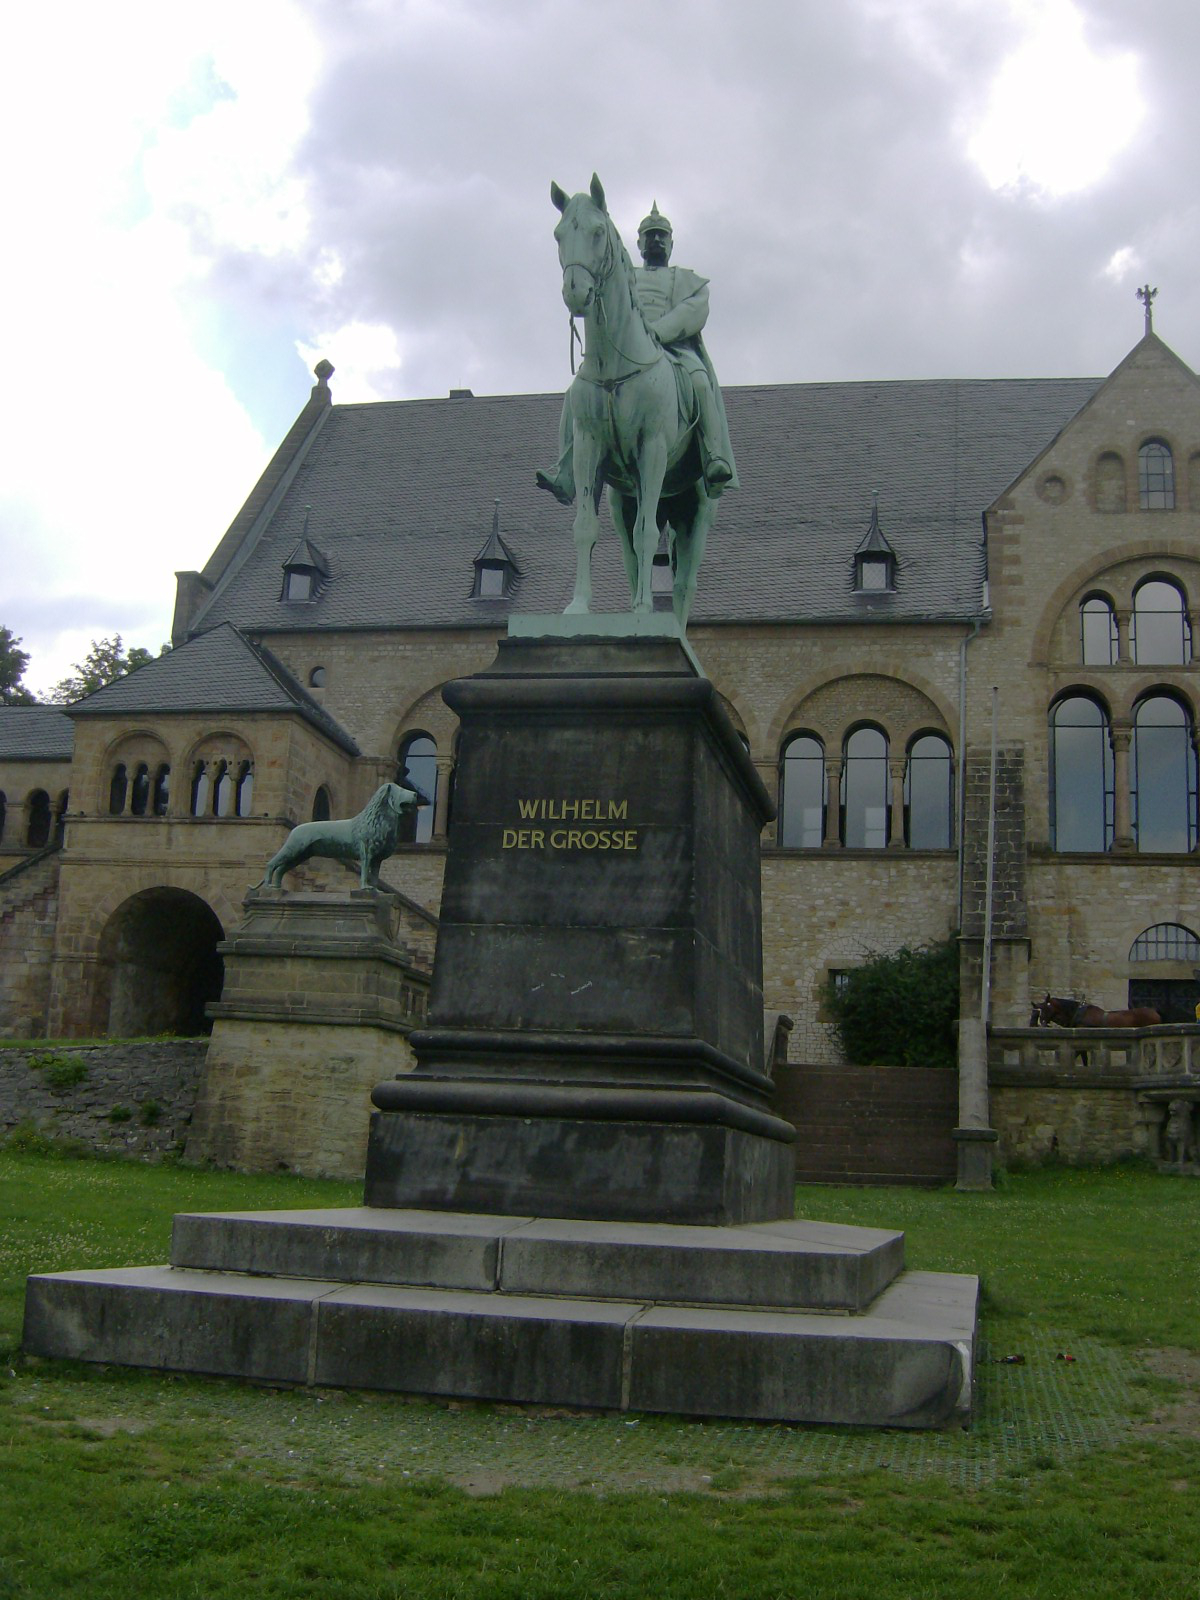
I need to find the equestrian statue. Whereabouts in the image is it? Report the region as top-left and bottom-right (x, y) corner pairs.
(536, 175), (737, 630)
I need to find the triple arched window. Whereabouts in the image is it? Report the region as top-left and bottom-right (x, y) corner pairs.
(777, 729), (952, 849)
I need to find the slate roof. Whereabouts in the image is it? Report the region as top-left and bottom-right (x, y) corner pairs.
(0, 707), (75, 762)
(66, 624), (359, 754)
(189, 377), (1100, 636)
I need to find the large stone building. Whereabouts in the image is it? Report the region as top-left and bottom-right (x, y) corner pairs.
(3, 327), (1199, 1057)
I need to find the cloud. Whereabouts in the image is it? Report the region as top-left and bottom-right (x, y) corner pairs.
(4, 0), (1200, 693)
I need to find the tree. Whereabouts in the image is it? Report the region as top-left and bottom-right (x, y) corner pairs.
(824, 938), (960, 1070)
(47, 635), (167, 705)
(0, 626), (37, 704)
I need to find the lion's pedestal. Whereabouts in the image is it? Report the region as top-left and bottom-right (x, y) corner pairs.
(364, 632), (797, 1223)
(186, 889), (431, 1179)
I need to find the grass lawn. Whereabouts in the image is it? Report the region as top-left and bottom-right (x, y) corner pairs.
(1, 1149), (1197, 1599)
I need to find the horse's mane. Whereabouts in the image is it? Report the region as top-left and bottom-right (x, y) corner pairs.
(359, 782), (405, 850)
(569, 191), (652, 338)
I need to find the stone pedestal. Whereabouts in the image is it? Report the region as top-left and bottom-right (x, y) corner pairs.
(365, 635), (796, 1223)
(188, 889), (430, 1178)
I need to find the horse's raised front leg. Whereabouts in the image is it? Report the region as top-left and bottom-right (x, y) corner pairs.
(565, 427), (603, 615)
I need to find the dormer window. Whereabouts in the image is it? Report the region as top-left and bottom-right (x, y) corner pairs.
(853, 497), (897, 593)
(472, 501), (520, 599)
(281, 515), (330, 604)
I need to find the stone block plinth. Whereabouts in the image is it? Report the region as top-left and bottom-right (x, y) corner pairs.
(365, 635), (795, 1223)
(187, 888), (430, 1178)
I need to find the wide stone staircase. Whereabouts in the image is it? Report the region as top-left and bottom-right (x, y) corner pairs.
(25, 1204), (978, 1428)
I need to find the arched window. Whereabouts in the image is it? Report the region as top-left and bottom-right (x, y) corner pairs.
(1132, 695), (1198, 853)
(1080, 596), (1117, 666)
(1132, 579), (1190, 665)
(778, 734), (825, 848)
(152, 765), (170, 817)
(235, 762), (254, 818)
(904, 734), (953, 848)
(312, 785), (332, 822)
(309, 666), (326, 688)
(130, 763), (150, 817)
(212, 761), (233, 818)
(190, 761), (210, 817)
(26, 790), (51, 848)
(397, 733), (437, 844)
(1138, 440), (1175, 510)
(1095, 451), (1126, 513)
(54, 791), (69, 841)
(1050, 697), (1113, 852)
(1130, 924), (1200, 962)
(841, 726), (889, 848)
(108, 764), (128, 816)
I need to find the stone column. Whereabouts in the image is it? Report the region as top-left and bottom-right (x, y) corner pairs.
(888, 757), (906, 848)
(1189, 611), (1200, 664)
(822, 757), (843, 848)
(432, 757), (454, 839)
(1111, 721), (1134, 852)
(1114, 608), (1133, 665)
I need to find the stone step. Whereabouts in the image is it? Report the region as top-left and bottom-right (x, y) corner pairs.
(169, 1206), (906, 1312)
(23, 1262), (977, 1429)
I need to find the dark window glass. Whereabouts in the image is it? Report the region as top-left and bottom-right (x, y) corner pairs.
(904, 734), (952, 848)
(778, 735), (825, 847)
(1050, 697), (1112, 852)
(0, 790), (6, 843)
(108, 764), (128, 815)
(284, 569), (312, 601)
(842, 726), (889, 848)
(1138, 440), (1175, 510)
(312, 785), (332, 822)
(1132, 580), (1189, 665)
(27, 790), (51, 848)
(1080, 597), (1117, 665)
(130, 763), (150, 817)
(309, 666), (326, 688)
(1132, 696), (1197, 853)
(55, 791), (68, 841)
(1129, 923), (1200, 962)
(398, 734), (437, 844)
(153, 765), (170, 816)
(235, 762), (254, 818)
(190, 762), (209, 817)
(478, 565), (506, 597)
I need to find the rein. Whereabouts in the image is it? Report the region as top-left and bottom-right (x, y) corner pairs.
(561, 219), (662, 381)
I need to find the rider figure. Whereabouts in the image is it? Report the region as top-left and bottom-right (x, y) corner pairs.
(536, 202), (737, 505)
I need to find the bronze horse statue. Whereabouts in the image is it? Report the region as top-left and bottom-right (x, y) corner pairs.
(1031, 992), (1161, 1029)
(548, 174), (721, 628)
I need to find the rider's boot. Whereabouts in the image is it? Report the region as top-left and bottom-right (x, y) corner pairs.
(694, 379), (733, 491)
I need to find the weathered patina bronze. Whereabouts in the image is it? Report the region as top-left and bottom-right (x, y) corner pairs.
(536, 175), (737, 630)
(261, 782), (422, 890)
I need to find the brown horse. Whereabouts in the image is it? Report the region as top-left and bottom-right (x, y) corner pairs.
(1033, 992), (1161, 1029)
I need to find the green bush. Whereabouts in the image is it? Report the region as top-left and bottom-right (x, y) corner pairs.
(108, 1104), (132, 1124)
(27, 1052), (89, 1091)
(824, 938), (959, 1069)
(139, 1099), (162, 1126)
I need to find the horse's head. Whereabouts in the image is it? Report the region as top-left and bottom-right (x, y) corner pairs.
(551, 174), (615, 315)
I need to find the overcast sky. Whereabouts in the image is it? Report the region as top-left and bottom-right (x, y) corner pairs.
(2, 0), (1193, 695)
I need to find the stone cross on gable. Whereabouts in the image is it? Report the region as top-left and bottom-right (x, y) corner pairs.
(1137, 283), (1158, 334)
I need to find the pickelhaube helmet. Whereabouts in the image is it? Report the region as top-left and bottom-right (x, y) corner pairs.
(637, 201), (673, 241)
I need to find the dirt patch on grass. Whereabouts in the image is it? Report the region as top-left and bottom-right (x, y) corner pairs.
(1135, 1348), (1200, 1438)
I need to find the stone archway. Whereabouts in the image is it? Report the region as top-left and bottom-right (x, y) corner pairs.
(94, 889), (225, 1037)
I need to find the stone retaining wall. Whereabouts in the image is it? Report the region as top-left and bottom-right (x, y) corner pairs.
(0, 1040), (207, 1157)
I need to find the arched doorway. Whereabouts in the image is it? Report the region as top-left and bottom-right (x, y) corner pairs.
(94, 889), (225, 1037)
